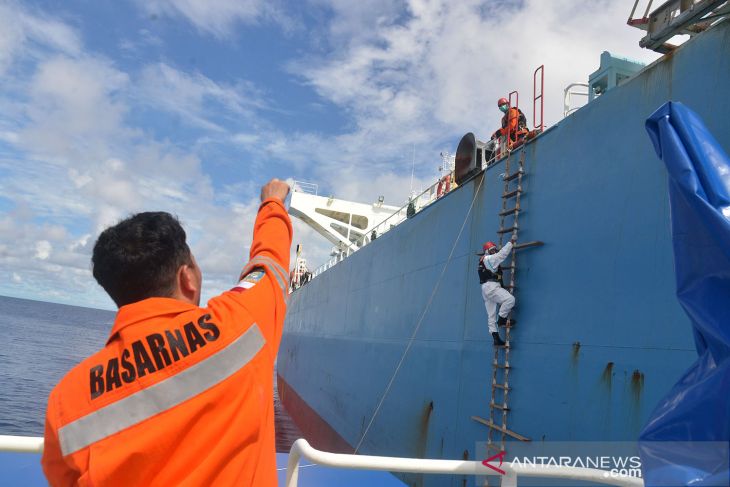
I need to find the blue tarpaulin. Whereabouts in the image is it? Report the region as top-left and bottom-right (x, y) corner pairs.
(639, 102), (730, 486)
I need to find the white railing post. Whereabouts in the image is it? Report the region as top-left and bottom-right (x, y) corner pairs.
(501, 471), (518, 487)
(286, 441), (303, 487)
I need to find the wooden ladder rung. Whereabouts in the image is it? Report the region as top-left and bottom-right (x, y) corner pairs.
(514, 240), (544, 250)
(493, 383), (511, 391)
(503, 188), (522, 199)
(490, 402), (510, 411)
(471, 416), (531, 442)
(497, 226), (518, 234)
(493, 362), (511, 369)
(503, 170), (524, 181)
(486, 443), (505, 452)
(499, 206), (519, 216)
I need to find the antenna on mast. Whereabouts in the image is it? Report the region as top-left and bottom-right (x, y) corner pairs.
(410, 144), (416, 197)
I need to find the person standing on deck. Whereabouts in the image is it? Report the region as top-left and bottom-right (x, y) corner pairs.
(478, 235), (517, 346)
(41, 179), (292, 486)
(491, 97), (528, 150)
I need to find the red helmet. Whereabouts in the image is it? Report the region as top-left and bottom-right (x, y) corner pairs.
(497, 97), (509, 107)
(483, 241), (497, 252)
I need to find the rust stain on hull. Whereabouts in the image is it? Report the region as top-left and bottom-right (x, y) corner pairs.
(410, 400), (434, 487)
(602, 362), (614, 390)
(631, 370), (645, 402)
(571, 341), (581, 365)
(418, 401), (433, 443)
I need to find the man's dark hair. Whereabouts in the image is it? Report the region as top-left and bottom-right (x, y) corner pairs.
(92, 212), (192, 307)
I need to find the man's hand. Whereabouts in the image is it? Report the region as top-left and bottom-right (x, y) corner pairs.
(510, 234), (518, 244)
(261, 178), (290, 203)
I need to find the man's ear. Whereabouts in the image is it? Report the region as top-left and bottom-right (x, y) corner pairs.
(177, 264), (199, 301)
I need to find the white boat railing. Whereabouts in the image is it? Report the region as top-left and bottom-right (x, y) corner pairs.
(0, 435), (644, 487)
(0, 435), (43, 453)
(287, 439), (644, 487)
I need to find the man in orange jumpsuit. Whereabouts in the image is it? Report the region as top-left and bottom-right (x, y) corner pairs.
(41, 179), (292, 486)
(492, 97), (528, 150)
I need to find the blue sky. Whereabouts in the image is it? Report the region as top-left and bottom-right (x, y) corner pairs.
(0, 0), (660, 309)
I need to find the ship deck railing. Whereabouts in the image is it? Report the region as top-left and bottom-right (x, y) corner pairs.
(292, 180), (318, 195)
(286, 438), (644, 487)
(309, 143), (513, 280)
(309, 173), (445, 278)
(0, 435), (645, 487)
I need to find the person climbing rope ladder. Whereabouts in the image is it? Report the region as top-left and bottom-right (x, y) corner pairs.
(478, 235), (517, 346)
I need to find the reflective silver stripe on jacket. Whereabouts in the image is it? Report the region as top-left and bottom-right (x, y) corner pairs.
(249, 255), (288, 290)
(241, 255), (289, 297)
(58, 324), (265, 456)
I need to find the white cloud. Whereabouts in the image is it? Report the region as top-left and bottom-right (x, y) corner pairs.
(0, 205), (94, 305)
(34, 240), (52, 260)
(138, 0), (296, 38)
(231, 132), (260, 146)
(119, 29), (163, 55)
(307, 0), (405, 47)
(24, 56), (129, 151)
(0, 131), (18, 143)
(0, 1), (81, 75)
(137, 63), (267, 131)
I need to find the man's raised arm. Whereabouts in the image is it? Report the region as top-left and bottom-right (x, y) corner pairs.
(491, 239), (515, 267)
(249, 179), (292, 270)
(214, 179), (293, 349)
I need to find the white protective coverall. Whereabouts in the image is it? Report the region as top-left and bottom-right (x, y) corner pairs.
(481, 241), (516, 333)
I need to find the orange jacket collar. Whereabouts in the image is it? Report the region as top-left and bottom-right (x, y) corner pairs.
(107, 297), (198, 345)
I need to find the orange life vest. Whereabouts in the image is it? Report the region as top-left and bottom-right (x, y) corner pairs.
(500, 107), (528, 143)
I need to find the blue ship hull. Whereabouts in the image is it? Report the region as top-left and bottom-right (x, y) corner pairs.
(278, 21), (730, 486)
